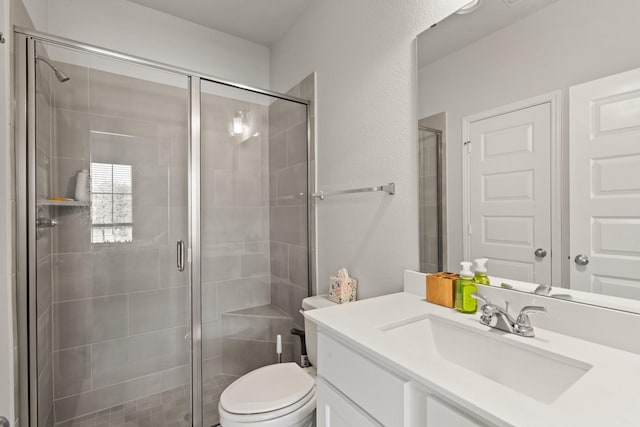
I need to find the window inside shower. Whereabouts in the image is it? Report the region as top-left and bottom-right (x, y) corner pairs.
(90, 162), (133, 243)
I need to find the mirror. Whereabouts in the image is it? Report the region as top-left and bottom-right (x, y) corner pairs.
(417, 0), (640, 313)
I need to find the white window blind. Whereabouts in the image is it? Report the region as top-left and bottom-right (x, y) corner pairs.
(90, 162), (133, 243)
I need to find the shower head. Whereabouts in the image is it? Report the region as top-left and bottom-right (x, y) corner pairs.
(35, 55), (70, 82)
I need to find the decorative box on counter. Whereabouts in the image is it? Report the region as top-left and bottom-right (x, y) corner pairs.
(426, 272), (459, 308)
(329, 268), (358, 304)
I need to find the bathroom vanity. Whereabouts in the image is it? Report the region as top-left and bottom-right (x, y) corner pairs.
(305, 277), (640, 426)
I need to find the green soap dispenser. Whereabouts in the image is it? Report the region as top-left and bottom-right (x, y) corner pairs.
(455, 261), (477, 313)
(474, 258), (490, 285)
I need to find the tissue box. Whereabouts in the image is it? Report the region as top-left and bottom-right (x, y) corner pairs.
(329, 277), (358, 304)
(426, 272), (459, 308)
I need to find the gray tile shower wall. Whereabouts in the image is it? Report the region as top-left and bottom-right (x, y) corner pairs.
(48, 61), (191, 423)
(269, 74), (315, 330)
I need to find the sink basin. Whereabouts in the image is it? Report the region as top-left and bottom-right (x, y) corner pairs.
(380, 314), (592, 404)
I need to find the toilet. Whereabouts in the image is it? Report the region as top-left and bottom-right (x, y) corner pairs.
(218, 296), (335, 426)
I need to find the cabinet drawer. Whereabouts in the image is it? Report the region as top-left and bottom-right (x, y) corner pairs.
(316, 377), (382, 427)
(426, 396), (485, 427)
(318, 332), (408, 426)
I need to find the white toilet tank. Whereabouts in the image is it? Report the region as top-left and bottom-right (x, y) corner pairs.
(301, 295), (335, 366)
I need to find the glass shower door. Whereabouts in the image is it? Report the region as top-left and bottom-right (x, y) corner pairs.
(30, 40), (192, 426)
(198, 79), (309, 426)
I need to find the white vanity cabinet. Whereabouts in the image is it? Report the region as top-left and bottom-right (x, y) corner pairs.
(308, 290), (640, 426)
(316, 331), (487, 427)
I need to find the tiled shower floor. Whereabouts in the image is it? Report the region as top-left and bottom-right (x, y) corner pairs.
(55, 375), (240, 427)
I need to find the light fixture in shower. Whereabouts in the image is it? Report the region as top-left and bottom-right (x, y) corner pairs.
(455, 0), (483, 14)
(229, 109), (257, 143)
(230, 110), (247, 135)
(35, 55), (70, 82)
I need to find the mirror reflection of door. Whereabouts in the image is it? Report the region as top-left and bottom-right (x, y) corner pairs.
(466, 100), (552, 284)
(570, 67), (640, 298)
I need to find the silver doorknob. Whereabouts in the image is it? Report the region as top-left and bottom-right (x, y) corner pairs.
(574, 254), (589, 266)
(0, 416), (10, 427)
(534, 248), (547, 258)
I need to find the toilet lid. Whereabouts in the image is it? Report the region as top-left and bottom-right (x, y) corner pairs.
(220, 363), (315, 415)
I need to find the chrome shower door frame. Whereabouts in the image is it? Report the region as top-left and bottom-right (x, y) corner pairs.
(189, 76), (202, 427)
(15, 31), (36, 427)
(15, 28), (311, 427)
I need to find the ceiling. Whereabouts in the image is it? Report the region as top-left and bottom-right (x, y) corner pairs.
(127, 0), (312, 47)
(418, 0), (559, 68)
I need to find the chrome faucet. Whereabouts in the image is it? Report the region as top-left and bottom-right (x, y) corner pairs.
(471, 293), (546, 338)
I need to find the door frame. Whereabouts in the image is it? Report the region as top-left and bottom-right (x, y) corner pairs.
(462, 91), (562, 286)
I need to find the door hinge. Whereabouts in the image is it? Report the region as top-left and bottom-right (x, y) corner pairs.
(464, 140), (471, 153)
(467, 224), (472, 235)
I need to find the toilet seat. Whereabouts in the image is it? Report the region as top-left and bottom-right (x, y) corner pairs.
(219, 387), (315, 424)
(221, 363), (315, 414)
(219, 362), (316, 424)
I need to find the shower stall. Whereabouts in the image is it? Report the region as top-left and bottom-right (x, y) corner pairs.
(15, 29), (311, 427)
(418, 126), (443, 273)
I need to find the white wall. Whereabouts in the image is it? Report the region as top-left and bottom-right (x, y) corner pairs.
(20, 0), (45, 30)
(270, 0), (469, 299)
(46, 0), (270, 89)
(418, 0), (640, 280)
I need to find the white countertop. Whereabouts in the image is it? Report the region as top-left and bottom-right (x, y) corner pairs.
(305, 292), (640, 426)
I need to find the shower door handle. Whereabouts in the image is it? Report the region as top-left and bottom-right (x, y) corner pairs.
(176, 240), (185, 272)
(36, 217), (58, 228)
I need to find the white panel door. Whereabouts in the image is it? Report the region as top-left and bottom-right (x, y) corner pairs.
(570, 67), (640, 298)
(468, 103), (551, 283)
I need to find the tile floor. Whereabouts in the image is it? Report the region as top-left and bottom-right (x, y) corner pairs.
(54, 375), (240, 427)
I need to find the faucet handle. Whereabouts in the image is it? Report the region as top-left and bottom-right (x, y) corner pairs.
(470, 292), (489, 305)
(471, 292), (495, 326)
(515, 306), (546, 337)
(471, 292), (512, 314)
(519, 305), (547, 316)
